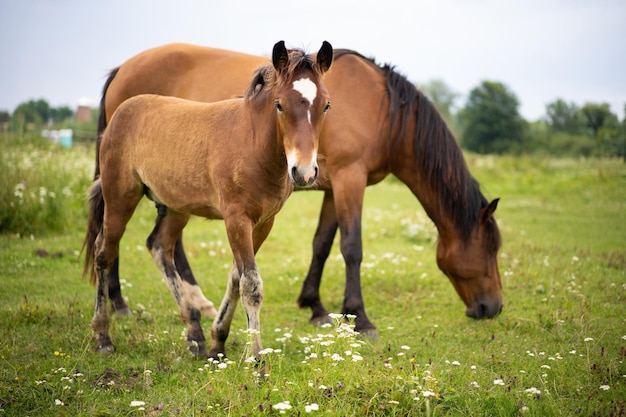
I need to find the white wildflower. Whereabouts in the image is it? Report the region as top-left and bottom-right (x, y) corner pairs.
(305, 403), (319, 413)
(273, 401), (292, 414)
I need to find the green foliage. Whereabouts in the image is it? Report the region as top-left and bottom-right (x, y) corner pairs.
(419, 79), (460, 133)
(0, 145), (624, 415)
(50, 106), (74, 124)
(0, 134), (93, 235)
(458, 81), (527, 154)
(0, 111), (10, 124)
(580, 102), (618, 139)
(534, 99), (625, 159)
(6, 99), (78, 135)
(545, 99), (587, 135)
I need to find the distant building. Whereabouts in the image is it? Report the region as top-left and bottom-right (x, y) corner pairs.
(76, 105), (92, 122)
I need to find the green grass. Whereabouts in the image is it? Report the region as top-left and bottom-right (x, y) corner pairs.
(0, 139), (624, 416)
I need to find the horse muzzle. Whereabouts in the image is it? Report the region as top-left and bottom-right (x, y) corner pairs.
(290, 163), (318, 187)
(465, 297), (503, 319)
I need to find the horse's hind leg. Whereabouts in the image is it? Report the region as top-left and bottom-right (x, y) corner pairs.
(146, 217), (217, 319)
(174, 234), (217, 318)
(92, 194), (142, 354)
(147, 212), (208, 357)
(92, 232), (115, 353)
(108, 257), (132, 315)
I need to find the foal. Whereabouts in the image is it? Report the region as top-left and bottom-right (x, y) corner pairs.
(84, 41), (333, 359)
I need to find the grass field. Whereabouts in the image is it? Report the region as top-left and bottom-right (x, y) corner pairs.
(0, 140), (625, 416)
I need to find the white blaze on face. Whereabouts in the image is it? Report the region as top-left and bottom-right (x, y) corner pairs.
(292, 77), (317, 124)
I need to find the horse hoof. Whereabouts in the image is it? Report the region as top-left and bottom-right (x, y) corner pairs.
(207, 350), (224, 361)
(188, 341), (208, 358)
(357, 328), (380, 341)
(96, 344), (115, 355)
(113, 307), (133, 316)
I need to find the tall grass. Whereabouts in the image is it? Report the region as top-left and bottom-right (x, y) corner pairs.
(0, 137), (624, 416)
(0, 134), (93, 235)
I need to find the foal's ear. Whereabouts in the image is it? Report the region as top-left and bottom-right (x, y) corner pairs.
(317, 41), (333, 73)
(272, 40), (289, 73)
(481, 198), (500, 223)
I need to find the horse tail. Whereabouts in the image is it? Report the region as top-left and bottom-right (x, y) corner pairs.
(94, 67), (120, 180)
(82, 179), (104, 284)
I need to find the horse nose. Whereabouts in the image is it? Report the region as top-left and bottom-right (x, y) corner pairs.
(290, 164), (318, 187)
(466, 298), (503, 320)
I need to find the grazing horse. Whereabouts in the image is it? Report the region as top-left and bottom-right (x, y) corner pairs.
(96, 43), (503, 339)
(83, 41), (333, 358)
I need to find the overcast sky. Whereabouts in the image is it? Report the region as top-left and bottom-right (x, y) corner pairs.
(1, 0), (624, 121)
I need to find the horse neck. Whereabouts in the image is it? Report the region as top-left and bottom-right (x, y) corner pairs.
(390, 97), (479, 244)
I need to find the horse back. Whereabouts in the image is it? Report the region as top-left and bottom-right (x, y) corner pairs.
(101, 94), (279, 218)
(104, 43), (267, 125)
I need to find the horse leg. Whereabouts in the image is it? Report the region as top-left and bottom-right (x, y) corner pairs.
(107, 257), (132, 315)
(332, 175), (379, 339)
(147, 212), (208, 357)
(146, 216), (217, 319)
(174, 233), (217, 318)
(298, 190), (338, 326)
(92, 194), (141, 354)
(210, 216), (270, 360)
(92, 232), (115, 354)
(208, 263), (241, 359)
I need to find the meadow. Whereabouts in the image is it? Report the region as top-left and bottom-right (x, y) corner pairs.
(0, 137), (624, 416)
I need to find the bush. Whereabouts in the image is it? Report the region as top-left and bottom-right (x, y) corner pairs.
(0, 133), (94, 236)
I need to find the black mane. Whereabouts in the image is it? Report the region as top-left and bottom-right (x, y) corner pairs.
(334, 49), (500, 250)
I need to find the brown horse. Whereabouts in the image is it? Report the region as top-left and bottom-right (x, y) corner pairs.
(96, 43), (503, 340)
(83, 41), (333, 359)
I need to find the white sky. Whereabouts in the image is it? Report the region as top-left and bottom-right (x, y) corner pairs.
(1, 0), (625, 121)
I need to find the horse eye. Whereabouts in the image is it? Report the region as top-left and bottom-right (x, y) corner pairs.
(324, 102), (331, 113)
(274, 101), (283, 112)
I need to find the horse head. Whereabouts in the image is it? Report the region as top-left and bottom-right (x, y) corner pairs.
(436, 198), (503, 319)
(270, 40), (333, 187)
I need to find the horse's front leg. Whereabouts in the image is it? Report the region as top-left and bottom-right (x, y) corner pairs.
(298, 190), (337, 326)
(208, 263), (241, 359)
(147, 212), (208, 357)
(331, 173), (379, 339)
(211, 215), (272, 360)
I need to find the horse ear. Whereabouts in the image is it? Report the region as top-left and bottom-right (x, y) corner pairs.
(317, 41), (333, 73)
(272, 40), (289, 73)
(482, 198), (499, 223)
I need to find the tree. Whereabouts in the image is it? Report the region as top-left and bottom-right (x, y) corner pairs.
(11, 98), (55, 127)
(580, 102), (617, 138)
(578, 102), (621, 157)
(458, 80), (526, 154)
(0, 110), (9, 133)
(419, 79), (459, 129)
(50, 106), (74, 123)
(545, 99), (586, 135)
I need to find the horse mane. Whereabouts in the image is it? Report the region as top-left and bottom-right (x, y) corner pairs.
(333, 50), (500, 251)
(245, 48), (320, 102)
